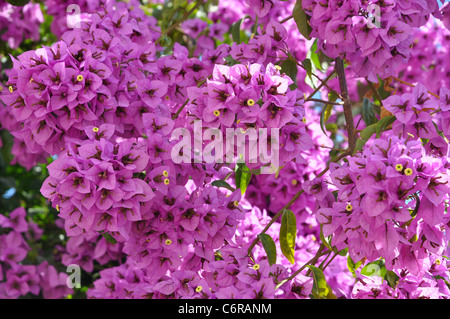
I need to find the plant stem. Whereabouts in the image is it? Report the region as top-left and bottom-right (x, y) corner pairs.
(286, 244), (326, 281)
(304, 71), (337, 102)
(335, 58), (357, 156)
(280, 15), (293, 24)
(391, 76), (440, 99)
(172, 98), (190, 120)
(246, 163), (332, 257)
(308, 98), (344, 105)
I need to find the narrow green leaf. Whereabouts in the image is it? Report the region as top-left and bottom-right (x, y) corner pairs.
(281, 58), (298, 85)
(319, 103), (333, 136)
(359, 122), (378, 141)
(302, 58), (313, 78)
(376, 115), (396, 138)
(235, 163), (252, 195)
(293, 0), (312, 40)
(211, 180), (236, 192)
(240, 169), (252, 195)
(234, 164), (242, 190)
(279, 209), (297, 264)
(362, 98), (378, 127)
(258, 234), (277, 266)
(308, 40), (322, 71)
(231, 18), (243, 44)
(307, 265), (337, 299)
(347, 255), (363, 278)
(354, 138), (366, 152)
(319, 224), (333, 252)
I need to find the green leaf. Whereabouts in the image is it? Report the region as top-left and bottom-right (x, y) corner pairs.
(361, 259), (386, 278)
(325, 123), (338, 134)
(258, 234), (277, 266)
(102, 232), (118, 244)
(307, 265), (337, 299)
(376, 115), (396, 138)
(231, 18), (243, 44)
(308, 40), (322, 71)
(293, 0), (312, 40)
(319, 224), (333, 252)
(360, 123), (377, 141)
(384, 270), (399, 288)
(338, 247), (348, 256)
(319, 103), (333, 136)
(280, 58), (298, 86)
(6, 0), (30, 6)
(302, 58), (313, 78)
(235, 163), (252, 195)
(354, 138), (366, 152)
(347, 255), (363, 278)
(279, 209), (297, 264)
(211, 180), (236, 192)
(362, 98), (378, 127)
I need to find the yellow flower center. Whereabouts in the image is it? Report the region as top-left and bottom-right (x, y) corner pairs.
(164, 178), (170, 185)
(162, 170), (169, 177)
(8, 86), (14, 93)
(165, 239), (172, 245)
(311, 235), (317, 241)
(76, 75), (84, 82)
(274, 65), (282, 70)
(252, 264), (260, 270)
(29, 78), (34, 83)
(302, 117), (307, 123)
(404, 168), (413, 176)
(291, 179), (298, 186)
(56, 204), (60, 212)
(395, 164), (403, 172)
(233, 201), (239, 207)
(247, 99), (255, 106)
(435, 259), (441, 265)
(346, 204), (353, 212)
(213, 110), (221, 117)
(195, 286), (203, 293)
(92, 127), (99, 132)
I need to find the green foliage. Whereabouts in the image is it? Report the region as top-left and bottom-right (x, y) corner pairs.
(293, 0), (312, 40)
(279, 209), (297, 264)
(258, 234), (277, 266)
(6, 0), (30, 6)
(211, 180), (236, 192)
(307, 265), (337, 299)
(235, 162), (252, 195)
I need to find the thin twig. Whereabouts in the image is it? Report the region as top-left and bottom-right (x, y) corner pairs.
(172, 98), (190, 120)
(335, 58), (357, 155)
(297, 62), (342, 100)
(322, 251), (340, 272)
(391, 76), (440, 99)
(305, 71), (337, 102)
(280, 15), (293, 24)
(286, 244), (326, 281)
(308, 98), (344, 105)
